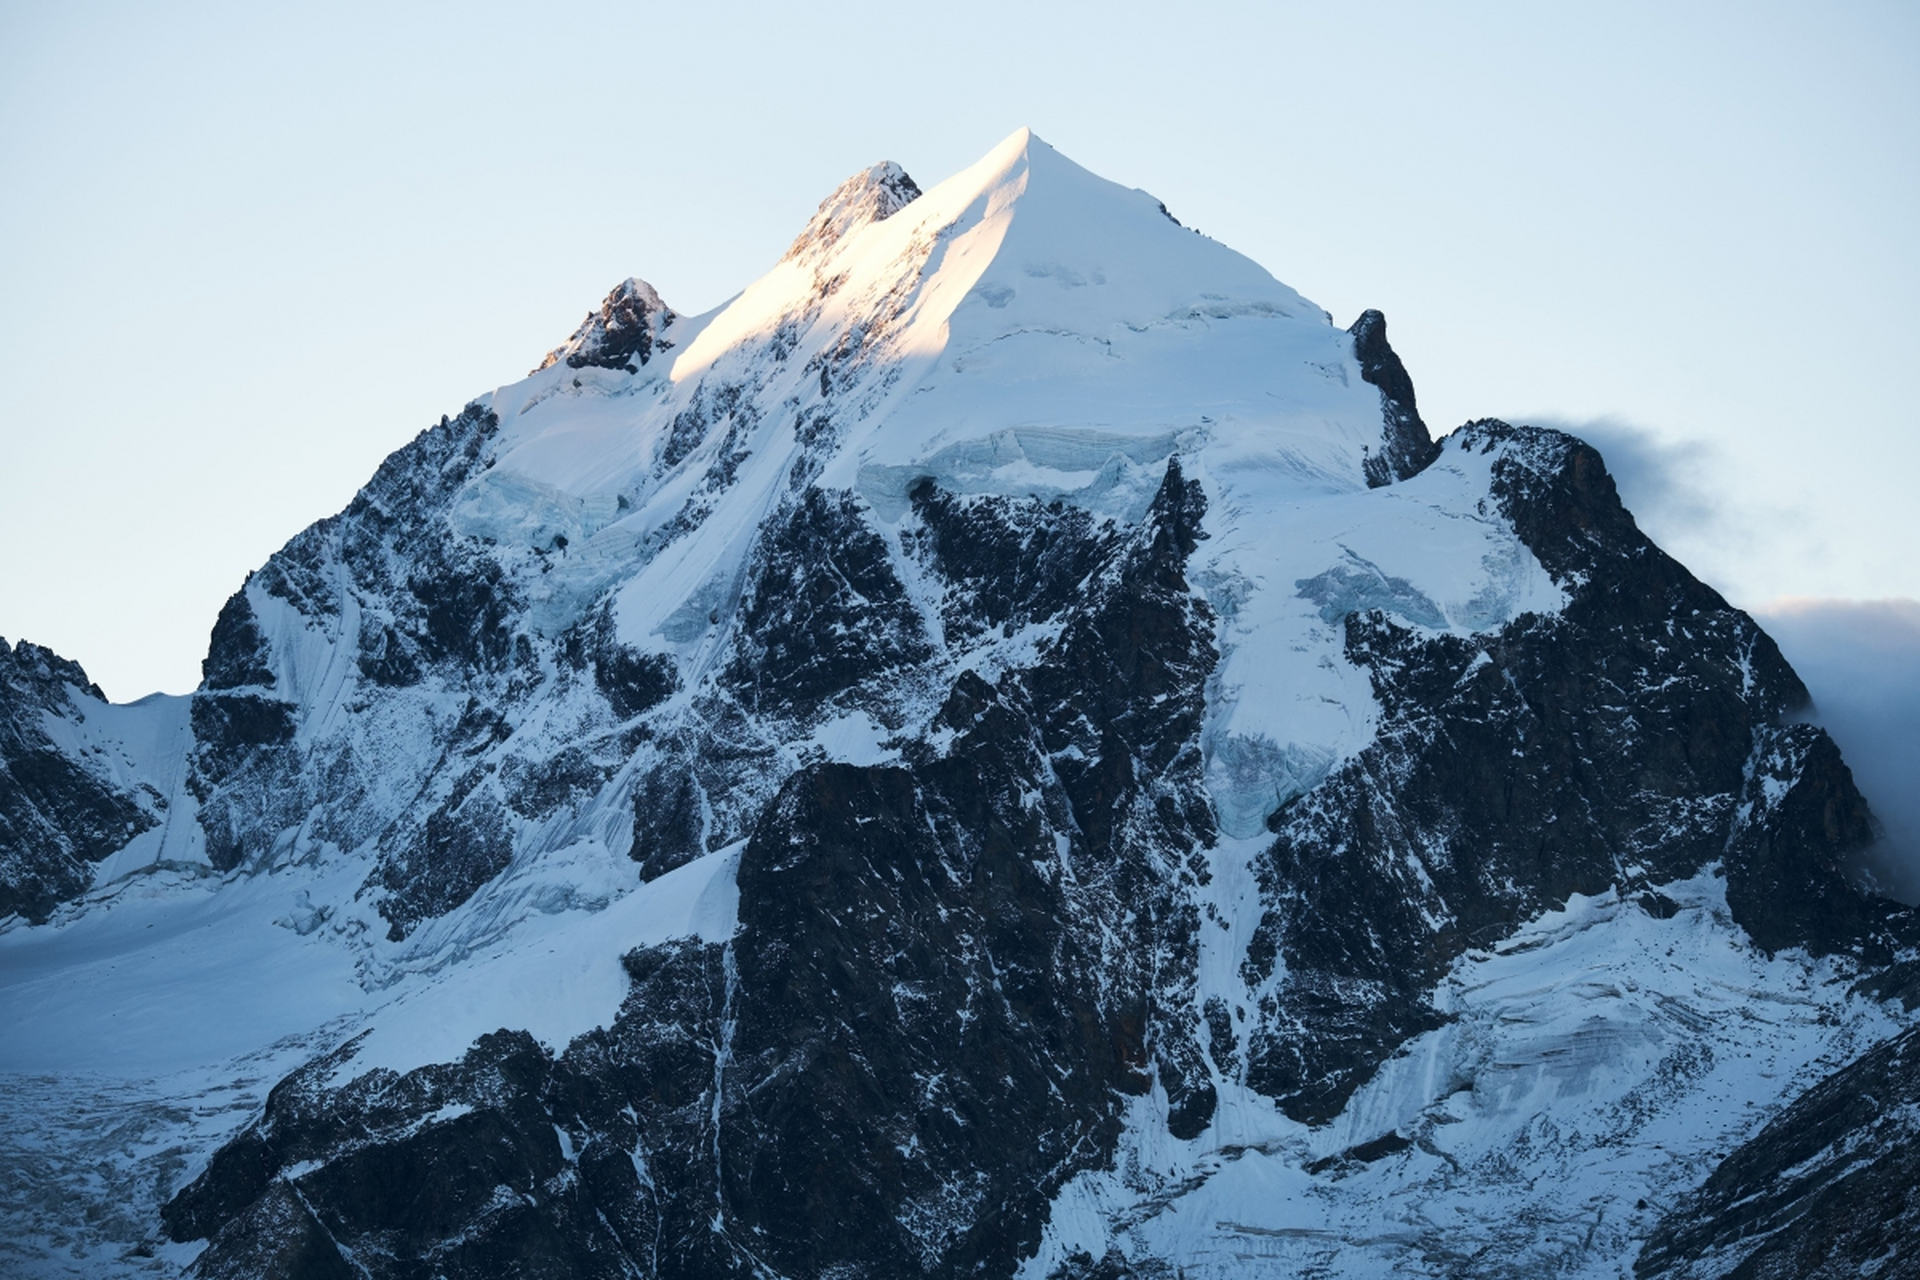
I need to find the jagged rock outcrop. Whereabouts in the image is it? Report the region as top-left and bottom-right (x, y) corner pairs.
(159, 422), (1917, 1276)
(0, 638), (160, 922)
(185, 402), (534, 926)
(1351, 309), (1441, 486)
(165, 462), (1222, 1279)
(537, 277), (678, 375)
(782, 160), (922, 262)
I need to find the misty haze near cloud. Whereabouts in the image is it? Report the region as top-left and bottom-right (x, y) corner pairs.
(1536, 417), (1920, 903)
(1756, 599), (1920, 903)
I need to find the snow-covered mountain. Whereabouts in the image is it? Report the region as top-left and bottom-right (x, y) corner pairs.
(3, 129), (1915, 1279)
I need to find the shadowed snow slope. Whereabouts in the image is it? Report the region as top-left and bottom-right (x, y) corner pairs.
(0, 130), (1913, 1280)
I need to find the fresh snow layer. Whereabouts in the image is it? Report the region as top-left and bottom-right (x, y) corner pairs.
(464, 127), (1393, 669)
(1193, 437), (1562, 836)
(30, 687), (210, 882)
(336, 840), (740, 1079)
(0, 869), (363, 1077)
(0, 839), (737, 1081)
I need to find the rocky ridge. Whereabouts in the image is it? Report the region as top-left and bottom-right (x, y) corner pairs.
(0, 639), (164, 923)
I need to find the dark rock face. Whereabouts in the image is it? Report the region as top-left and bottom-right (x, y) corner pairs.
(202, 592), (276, 691)
(864, 165), (923, 221)
(1239, 422), (1908, 1124)
(0, 639), (159, 923)
(164, 1029), (585, 1277)
(333, 404), (512, 678)
(189, 583), (300, 871)
(190, 694), (296, 776)
(904, 481), (1122, 645)
(373, 767), (514, 941)
(411, 560), (518, 672)
(164, 461), (1223, 1278)
(593, 642), (676, 723)
(540, 277), (677, 375)
(1350, 309), (1441, 487)
(20, 313), (1888, 1279)
(709, 756), (1135, 1277)
(1723, 723), (1903, 959)
(1637, 1021), (1920, 1279)
(724, 487), (933, 721)
(782, 161), (923, 263)
(628, 755), (705, 881)
(20, 377), (1911, 1280)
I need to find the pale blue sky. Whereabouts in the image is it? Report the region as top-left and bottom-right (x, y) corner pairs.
(3, 0), (1917, 699)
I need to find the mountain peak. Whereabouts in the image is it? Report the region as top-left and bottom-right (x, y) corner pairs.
(8, 129), (1918, 1280)
(534, 277), (675, 375)
(781, 160), (923, 263)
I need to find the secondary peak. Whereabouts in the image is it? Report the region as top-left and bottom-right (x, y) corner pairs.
(535, 277), (676, 376)
(781, 160), (923, 263)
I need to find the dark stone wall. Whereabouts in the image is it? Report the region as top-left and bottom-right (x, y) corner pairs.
(183, 403), (555, 911)
(723, 487), (932, 721)
(151, 432), (1916, 1275)
(559, 279), (676, 374)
